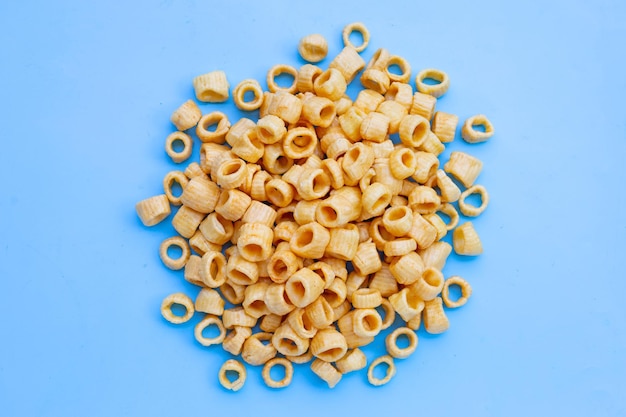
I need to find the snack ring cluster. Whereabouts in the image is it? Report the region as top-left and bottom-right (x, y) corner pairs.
(136, 22), (493, 390)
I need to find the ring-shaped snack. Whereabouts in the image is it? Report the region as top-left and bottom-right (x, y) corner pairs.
(453, 221), (483, 256)
(162, 170), (188, 206)
(199, 250), (227, 288)
(385, 327), (418, 359)
(215, 158), (247, 189)
(233, 79), (264, 111)
(194, 314), (227, 346)
(282, 126), (318, 159)
(351, 288), (382, 309)
(458, 184), (489, 217)
(165, 131), (193, 163)
(352, 308), (383, 338)
(265, 178), (294, 208)
(266, 64), (298, 94)
(310, 327), (348, 362)
(378, 298), (396, 330)
(335, 348), (367, 374)
(382, 205), (413, 237)
(298, 34), (328, 63)
(196, 111), (231, 144)
(313, 68), (347, 102)
(218, 359), (247, 391)
(342, 22), (370, 53)
(136, 194), (171, 226)
(442, 275), (473, 308)
(367, 355), (396, 386)
(241, 332), (277, 366)
(461, 114), (495, 143)
(161, 292), (195, 324)
(262, 357), (294, 389)
(385, 55), (411, 83)
(435, 205), (456, 235)
(159, 236), (191, 270)
(389, 147), (418, 180)
(415, 68), (450, 98)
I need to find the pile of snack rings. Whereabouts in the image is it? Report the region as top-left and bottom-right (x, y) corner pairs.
(136, 22), (494, 390)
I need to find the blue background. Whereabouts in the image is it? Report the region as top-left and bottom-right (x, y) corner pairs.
(1, 0), (625, 415)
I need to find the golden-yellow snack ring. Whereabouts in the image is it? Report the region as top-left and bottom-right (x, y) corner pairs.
(161, 293), (195, 324)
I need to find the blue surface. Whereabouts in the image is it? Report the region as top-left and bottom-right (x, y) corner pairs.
(1, 0), (625, 415)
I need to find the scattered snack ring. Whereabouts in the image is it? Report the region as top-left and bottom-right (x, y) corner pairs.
(193, 70), (229, 103)
(385, 327), (418, 359)
(196, 111), (230, 144)
(431, 111), (458, 143)
(437, 203), (460, 231)
(386, 55), (411, 84)
(458, 184), (489, 217)
(135, 194), (171, 226)
(298, 34), (328, 63)
(159, 236), (190, 270)
(162, 170), (188, 206)
(266, 64), (298, 94)
(367, 355), (396, 386)
(453, 222), (483, 256)
(262, 357), (294, 388)
(219, 359), (247, 392)
(444, 151), (483, 188)
(233, 79), (264, 111)
(415, 68), (450, 98)
(442, 276), (473, 308)
(194, 314), (227, 346)
(342, 22), (370, 53)
(461, 114), (495, 143)
(161, 293), (195, 324)
(165, 131), (193, 163)
(378, 298), (396, 330)
(170, 99), (201, 131)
